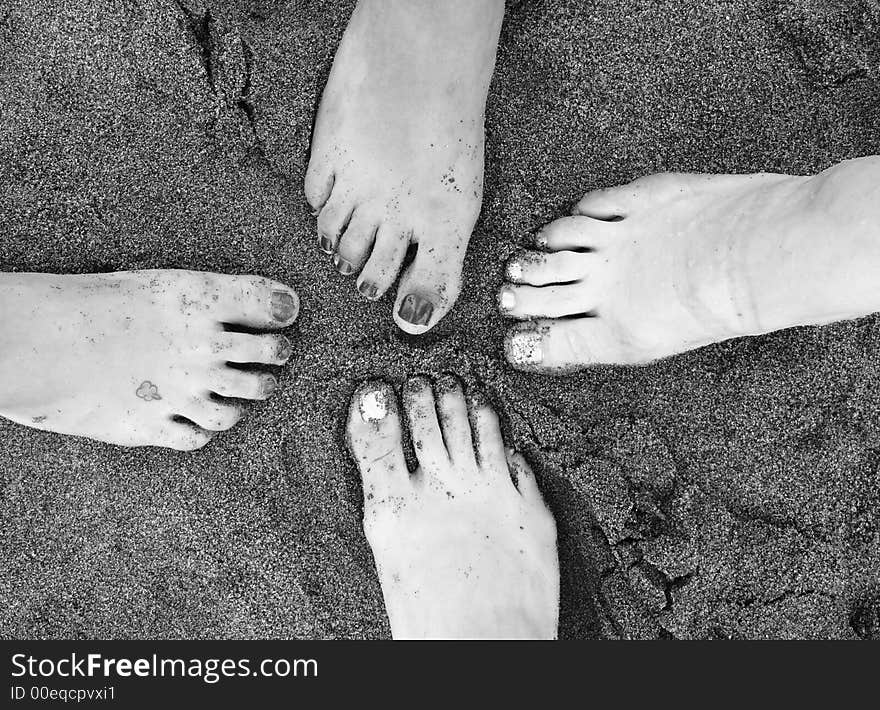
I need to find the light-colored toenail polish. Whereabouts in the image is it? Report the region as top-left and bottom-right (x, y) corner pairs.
(506, 261), (522, 281)
(499, 288), (516, 311)
(359, 389), (388, 422)
(509, 331), (543, 365)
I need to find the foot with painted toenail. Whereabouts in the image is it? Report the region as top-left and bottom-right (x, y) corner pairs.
(346, 376), (559, 639)
(500, 157), (880, 371)
(0, 270), (299, 449)
(306, 0), (504, 334)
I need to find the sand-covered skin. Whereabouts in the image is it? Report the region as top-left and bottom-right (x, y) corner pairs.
(1, 0), (879, 639)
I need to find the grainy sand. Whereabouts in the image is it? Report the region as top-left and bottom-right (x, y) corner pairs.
(1, 0), (879, 639)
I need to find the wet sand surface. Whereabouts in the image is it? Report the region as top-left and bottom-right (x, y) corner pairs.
(1, 0), (879, 638)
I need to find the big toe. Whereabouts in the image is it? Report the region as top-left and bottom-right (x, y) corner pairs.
(347, 381), (410, 512)
(573, 173), (717, 219)
(214, 274), (300, 329)
(504, 318), (628, 372)
(304, 152), (335, 213)
(393, 237), (465, 335)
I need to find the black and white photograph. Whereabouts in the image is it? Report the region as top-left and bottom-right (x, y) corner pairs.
(1, 0), (878, 699)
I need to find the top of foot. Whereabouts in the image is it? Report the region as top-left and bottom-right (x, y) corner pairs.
(305, 0), (503, 334)
(495, 169), (862, 371)
(346, 375), (559, 639)
(0, 269), (299, 450)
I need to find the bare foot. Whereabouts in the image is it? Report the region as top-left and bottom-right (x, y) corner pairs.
(346, 376), (559, 639)
(305, 0), (504, 334)
(0, 270), (299, 449)
(500, 157), (880, 371)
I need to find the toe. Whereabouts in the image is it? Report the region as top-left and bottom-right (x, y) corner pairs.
(469, 394), (508, 476)
(504, 318), (626, 372)
(506, 250), (590, 286)
(498, 283), (592, 320)
(209, 368), (278, 400)
(304, 157), (334, 213)
(505, 449), (544, 504)
(537, 216), (617, 252)
(435, 375), (476, 471)
(346, 380), (409, 516)
(334, 208), (380, 277)
(161, 421), (214, 451)
(573, 174), (706, 219)
(216, 332), (292, 365)
(393, 234), (465, 335)
(572, 185), (634, 219)
(181, 397), (243, 432)
(402, 377), (448, 474)
(214, 275), (299, 329)
(356, 223), (409, 301)
(316, 191), (356, 254)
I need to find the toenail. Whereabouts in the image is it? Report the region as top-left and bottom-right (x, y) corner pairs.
(436, 373), (462, 394)
(334, 254), (355, 276)
(277, 337), (292, 361)
(319, 235), (333, 254)
(358, 281), (379, 300)
(398, 294), (434, 327)
(509, 331), (543, 365)
(262, 375), (278, 396)
(499, 288), (516, 312)
(359, 388), (388, 422)
(271, 291), (297, 322)
(506, 260), (522, 281)
(403, 376), (430, 397)
(467, 390), (489, 409)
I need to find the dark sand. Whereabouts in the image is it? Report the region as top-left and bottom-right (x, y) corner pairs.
(1, 0), (879, 639)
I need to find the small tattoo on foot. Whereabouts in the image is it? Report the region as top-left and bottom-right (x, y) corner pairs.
(32, 415), (47, 423)
(136, 381), (162, 401)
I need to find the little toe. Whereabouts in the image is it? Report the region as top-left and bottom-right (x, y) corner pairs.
(160, 421), (214, 452)
(468, 394), (508, 476)
(346, 380), (409, 514)
(498, 283), (592, 320)
(572, 185), (634, 219)
(506, 251), (590, 286)
(402, 376), (448, 474)
(316, 191), (356, 254)
(216, 332), (292, 366)
(504, 318), (623, 372)
(505, 449), (544, 504)
(180, 397), (243, 432)
(573, 173), (706, 218)
(356, 223), (409, 301)
(334, 208), (380, 277)
(537, 216), (617, 252)
(394, 237), (465, 334)
(304, 157), (334, 213)
(214, 275), (299, 329)
(209, 368), (278, 401)
(435, 375), (476, 471)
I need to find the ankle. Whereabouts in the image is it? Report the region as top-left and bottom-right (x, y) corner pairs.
(355, 0), (504, 57)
